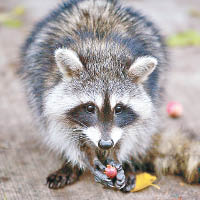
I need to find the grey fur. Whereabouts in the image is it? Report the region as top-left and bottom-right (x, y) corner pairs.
(20, 0), (167, 172)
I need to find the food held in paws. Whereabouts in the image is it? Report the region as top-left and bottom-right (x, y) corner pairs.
(104, 165), (117, 179)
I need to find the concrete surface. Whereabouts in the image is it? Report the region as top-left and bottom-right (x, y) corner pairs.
(0, 0), (200, 199)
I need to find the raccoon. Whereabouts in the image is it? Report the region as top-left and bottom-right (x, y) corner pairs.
(20, 0), (200, 192)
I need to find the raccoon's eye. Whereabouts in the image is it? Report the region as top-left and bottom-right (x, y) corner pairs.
(86, 104), (95, 113)
(115, 104), (123, 114)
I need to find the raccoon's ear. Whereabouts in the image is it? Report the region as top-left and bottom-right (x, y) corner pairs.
(128, 56), (158, 83)
(55, 48), (83, 78)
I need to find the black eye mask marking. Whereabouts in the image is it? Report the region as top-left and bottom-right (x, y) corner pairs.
(114, 105), (138, 128)
(66, 100), (138, 129)
(67, 103), (98, 127)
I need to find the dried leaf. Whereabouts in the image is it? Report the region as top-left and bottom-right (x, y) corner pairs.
(131, 173), (160, 192)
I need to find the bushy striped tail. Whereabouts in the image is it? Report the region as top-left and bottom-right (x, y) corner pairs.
(152, 128), (200, 183)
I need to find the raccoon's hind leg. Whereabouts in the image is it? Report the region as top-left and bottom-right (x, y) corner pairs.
(152, 128), (200, 184)
(47, 162), (82, 189)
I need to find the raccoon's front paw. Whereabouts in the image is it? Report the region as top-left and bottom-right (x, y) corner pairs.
(105, 159), (126, 189)
(121, 173), (136, 192)
(94, 170), (114, 188)
(118, 162), (136, 192)
(94, 159), (114, 188)
(47, 173), (69, 189)
(46, 164), (81, 189)
(94, 159), (132, 191)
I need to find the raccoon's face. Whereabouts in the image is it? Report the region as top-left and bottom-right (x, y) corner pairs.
(44, 47), (158, 152)
(66, 93), (139, 149)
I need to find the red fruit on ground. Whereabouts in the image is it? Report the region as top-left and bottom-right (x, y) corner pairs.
(167, 102), (183, 118)
(104, 165), (117, 179)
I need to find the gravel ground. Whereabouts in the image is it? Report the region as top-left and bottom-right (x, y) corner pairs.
(0, 0), (200, 199)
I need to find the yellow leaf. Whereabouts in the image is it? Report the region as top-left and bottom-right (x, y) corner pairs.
(131, 173), (160, 192)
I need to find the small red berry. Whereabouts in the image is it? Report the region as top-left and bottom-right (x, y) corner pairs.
(167, 102), (183, 118)
(104, 165), (117, 179)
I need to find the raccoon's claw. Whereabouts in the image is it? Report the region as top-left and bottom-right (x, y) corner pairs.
(121, 174), (136, 192)
(94, 169), (114, 188)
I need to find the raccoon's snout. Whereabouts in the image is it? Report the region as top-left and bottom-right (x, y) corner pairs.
(98, 139), (114, 150)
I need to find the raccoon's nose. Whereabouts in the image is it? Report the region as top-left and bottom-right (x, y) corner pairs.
(98, 139), (114, 150)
